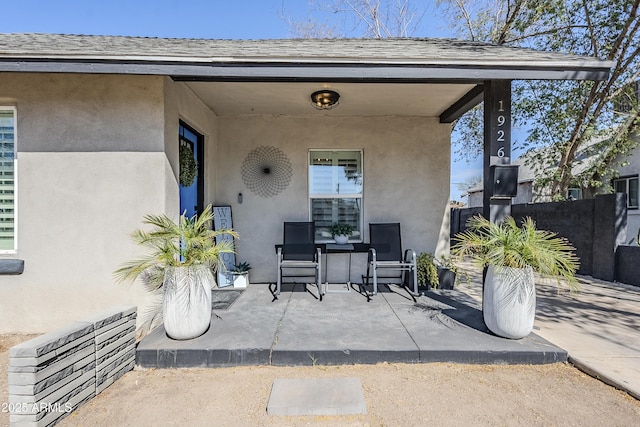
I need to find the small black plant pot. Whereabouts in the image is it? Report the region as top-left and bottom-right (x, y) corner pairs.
(416, 284), (430, 293)
(437, 267), (456, 290)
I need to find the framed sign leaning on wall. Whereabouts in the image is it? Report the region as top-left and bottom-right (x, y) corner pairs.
(213, 206), (236, 287)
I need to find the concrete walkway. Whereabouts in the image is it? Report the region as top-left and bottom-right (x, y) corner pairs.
(457, 266), (640, 400)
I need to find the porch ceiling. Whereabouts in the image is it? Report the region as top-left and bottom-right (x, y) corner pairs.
(185, 81), (477, 117)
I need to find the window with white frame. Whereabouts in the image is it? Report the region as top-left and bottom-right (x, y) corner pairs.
(614, 175), (639, 209)
(309, 150), (363, 242)
(0, 108), (16, 251)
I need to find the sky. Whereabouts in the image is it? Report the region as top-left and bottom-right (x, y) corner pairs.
(2, 0), (484, 202)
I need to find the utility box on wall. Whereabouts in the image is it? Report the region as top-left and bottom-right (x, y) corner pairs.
(490, 165), (519, 198)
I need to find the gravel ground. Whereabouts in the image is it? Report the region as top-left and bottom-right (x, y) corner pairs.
(2, 334), (639, 427)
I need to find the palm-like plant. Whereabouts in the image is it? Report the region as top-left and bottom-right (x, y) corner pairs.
(115, 205), (237, 284)
(452, 215), (580, 289)
(114, 205), (237, 339)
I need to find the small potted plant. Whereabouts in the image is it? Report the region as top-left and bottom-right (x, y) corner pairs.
(435, 255), (470, 290)
(229, 262), (251, 288)
(416, 253), (469, 290)
(452, 215), (579, 339)
(329, 223), (354, 244)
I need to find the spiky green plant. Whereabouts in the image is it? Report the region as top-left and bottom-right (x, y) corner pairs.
(115, 204), (237, 283)
(114, 205), (237, 338)
(232, 262), (251, 273)
(452, 215), (580, 290)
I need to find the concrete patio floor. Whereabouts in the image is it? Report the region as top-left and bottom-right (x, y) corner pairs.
(136, 281), (567, 369)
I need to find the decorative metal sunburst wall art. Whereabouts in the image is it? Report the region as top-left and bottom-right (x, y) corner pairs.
(241, 146), (293, 197)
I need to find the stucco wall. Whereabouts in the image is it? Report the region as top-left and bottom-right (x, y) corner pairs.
(2, 73), (165, 152)
(163, 78), (219, 206)
(0, 73), (179, 332)
(0, 74), (221, 333)
(0, 72), (452, 330)
(215, 116), (451, 283)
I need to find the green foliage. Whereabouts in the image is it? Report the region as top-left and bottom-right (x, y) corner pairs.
(232, 262), (252, 273)
(179, 142), (198, 187)
(114, 205), (237, 284)
(416, 252), (440, 287)
(417, 252), (471, 288)
(442, 0), (640, 199)
(452, 215), (580, 289)
(436, 255), (472, 287)
(329, 223), (354, 236)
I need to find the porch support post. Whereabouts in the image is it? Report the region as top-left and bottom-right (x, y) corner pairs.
(482, 80), (513, 223)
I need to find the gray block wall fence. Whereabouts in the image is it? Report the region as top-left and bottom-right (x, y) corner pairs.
(452, 194), (637, 285)
(8, 305), (136, 426)
(615, 245), (640, 286)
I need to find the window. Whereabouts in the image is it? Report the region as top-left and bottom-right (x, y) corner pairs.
(309, 150), (363, 242)
(0, 108), (15, 252)
(567, 188), (582, 201)
(614, 176), (639, 209)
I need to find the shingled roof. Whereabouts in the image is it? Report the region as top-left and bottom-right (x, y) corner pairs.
(0, 33), (613, 82)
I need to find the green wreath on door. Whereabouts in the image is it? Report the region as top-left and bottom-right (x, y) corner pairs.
(179, 142), (198, 187)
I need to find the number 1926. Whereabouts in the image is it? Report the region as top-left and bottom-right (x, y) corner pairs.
(496, 99), (507, 157)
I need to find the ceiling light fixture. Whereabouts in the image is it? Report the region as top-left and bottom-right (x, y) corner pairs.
(311, 90), (340, 110)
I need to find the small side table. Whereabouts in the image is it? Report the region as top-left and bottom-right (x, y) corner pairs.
(325, 244), (353, 293)
(324, 243), (369, 293)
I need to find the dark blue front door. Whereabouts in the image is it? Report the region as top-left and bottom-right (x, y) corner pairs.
(179, 121), (204, 218)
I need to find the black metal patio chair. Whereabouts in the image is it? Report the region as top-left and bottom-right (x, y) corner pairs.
(276, 222), (323, 300)
(363, 223), (419, 297)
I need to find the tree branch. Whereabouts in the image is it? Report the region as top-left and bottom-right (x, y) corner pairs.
(454, 0), (476, 41)
(496, 0), (525, 44)
(504, 25), (590, 44)
(604, 0), (640, 61)
(581, 0), (598, 57)
(551, 1), (640, 195)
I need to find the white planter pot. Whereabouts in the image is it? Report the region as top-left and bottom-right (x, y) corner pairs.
(163, 265), (213, 340)
(483, 265), (536, 339)
(232, 272), (249, 288)
(334, 234), (349, 244)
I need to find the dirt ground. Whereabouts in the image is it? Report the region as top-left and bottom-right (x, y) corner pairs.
(2, 334), (640, 427)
